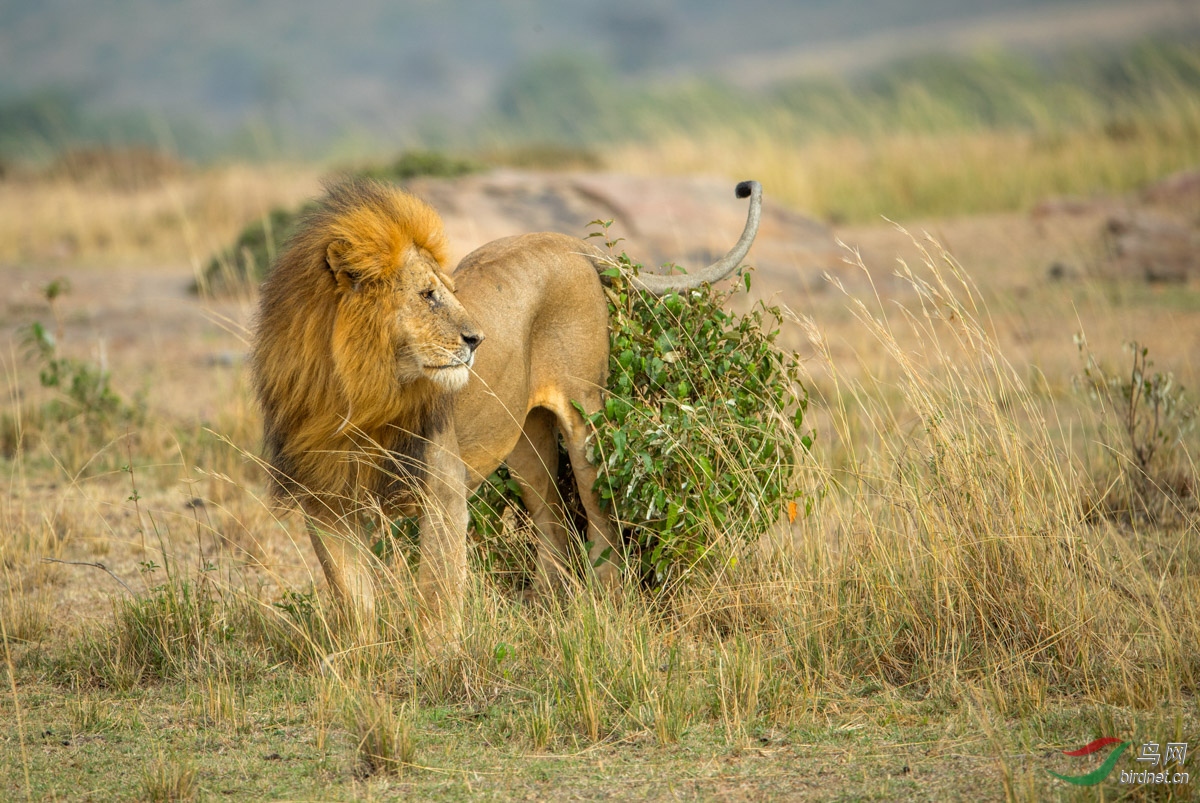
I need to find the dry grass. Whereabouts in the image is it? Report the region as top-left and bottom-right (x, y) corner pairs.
(0, 162), (321, 270)
(790, 235), (1198, 705)
(612, 116), (1200, 223)
(0, 160), (1197, 799)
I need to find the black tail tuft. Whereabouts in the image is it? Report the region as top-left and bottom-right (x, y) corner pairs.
(735, 180), (758, 199)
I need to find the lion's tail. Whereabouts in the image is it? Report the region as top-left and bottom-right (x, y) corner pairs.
(630, 180), (762, 296)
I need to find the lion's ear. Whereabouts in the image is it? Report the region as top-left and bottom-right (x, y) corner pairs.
(326, 239), (352, 272)
(326, 240), (362, 290)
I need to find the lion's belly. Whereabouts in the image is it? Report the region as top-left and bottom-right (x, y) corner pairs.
(456, 407), (526, 490)
(459, 443), (515, 490)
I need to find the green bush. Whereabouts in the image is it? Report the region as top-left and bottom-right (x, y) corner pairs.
(355, 149), (480, 183)
(195, 202), (311, 295)
(26, 321), (127, 420)
(469, 243), (811, 587)
(585, 251), (810, 583)
(20, 278), (141, 429)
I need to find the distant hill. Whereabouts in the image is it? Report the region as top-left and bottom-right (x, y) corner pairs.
(1, 0), (1197, 160)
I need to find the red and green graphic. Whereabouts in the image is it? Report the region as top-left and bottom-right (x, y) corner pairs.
(1048, 737), (1131, 786)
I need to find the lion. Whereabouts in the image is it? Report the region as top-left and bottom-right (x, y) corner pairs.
(251, 177), (762, 639)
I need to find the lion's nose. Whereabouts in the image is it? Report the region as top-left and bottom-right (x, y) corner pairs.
(462, 329), (484, 353)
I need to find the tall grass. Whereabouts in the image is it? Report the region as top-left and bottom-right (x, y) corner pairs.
(780, 235), (1197, 708)
(1, 141), (1196, 796)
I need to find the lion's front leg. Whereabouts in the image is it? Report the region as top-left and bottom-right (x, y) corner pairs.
(301, 497), (378, 639)
(417, 423), (470, 647)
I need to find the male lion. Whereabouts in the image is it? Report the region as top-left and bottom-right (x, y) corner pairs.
(251, 177), (762, 639)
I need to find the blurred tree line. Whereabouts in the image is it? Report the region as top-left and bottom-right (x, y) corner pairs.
(2, 34), (1198, 164)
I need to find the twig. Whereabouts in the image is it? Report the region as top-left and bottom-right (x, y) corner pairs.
(41, 558), (134, 596)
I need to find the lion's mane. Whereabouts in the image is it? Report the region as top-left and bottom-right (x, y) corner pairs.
(251, 180), (452, 508)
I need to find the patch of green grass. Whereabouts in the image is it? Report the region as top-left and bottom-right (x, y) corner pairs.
(344, 692), (418, 778)
(140, 754), (199, 803)
(354, 149), (481, 184)
(195, 203), (311, 296)
(5, 656), (1192, 800)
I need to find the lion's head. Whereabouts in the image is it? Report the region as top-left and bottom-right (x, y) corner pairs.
(251, 179), (483, 500)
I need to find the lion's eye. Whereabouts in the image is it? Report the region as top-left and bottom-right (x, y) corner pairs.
(420, 289), (436, 302)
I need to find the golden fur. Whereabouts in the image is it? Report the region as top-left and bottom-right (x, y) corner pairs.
(250, 177), (762, 641)
(253, 180), (475, 509)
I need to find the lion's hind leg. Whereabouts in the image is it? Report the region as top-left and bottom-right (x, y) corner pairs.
(507, 407), (576, 596)
(551, 390), (623, 590)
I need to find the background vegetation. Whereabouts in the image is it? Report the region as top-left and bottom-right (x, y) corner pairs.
(5, 35), (1199, 234)
(10, 0), (1187, 160)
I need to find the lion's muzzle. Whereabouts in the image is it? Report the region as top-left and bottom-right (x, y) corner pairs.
(425, 325), (484, 391)
(455, 324), (484, 368)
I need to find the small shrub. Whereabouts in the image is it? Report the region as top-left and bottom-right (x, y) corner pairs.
(19, 279), (142, 449)
(26, 320), (129, 420)
(585, 244), (810, 585)
(195, 203), (311, 295)
(356, 149), (480, 183)
(1075, 336), (1197, 521)
(464, 237), (811, 588)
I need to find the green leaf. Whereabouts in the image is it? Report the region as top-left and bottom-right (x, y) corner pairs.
(665, 500), (680, 531)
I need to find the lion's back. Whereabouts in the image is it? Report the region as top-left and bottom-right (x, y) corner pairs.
(453, 232), (608, 347)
